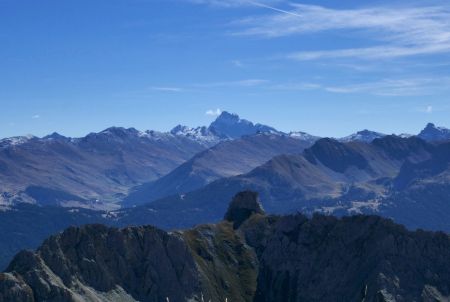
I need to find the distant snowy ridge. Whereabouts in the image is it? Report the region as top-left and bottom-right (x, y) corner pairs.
(339, 130), (386, 143)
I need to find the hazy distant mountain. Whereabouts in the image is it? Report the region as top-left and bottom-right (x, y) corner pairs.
(2, 192), (450, 302)
(0, 134), (449, 273)
(337, 123), (450, 143)
(0, 127), (211, 209)
(124, 133), (316, 206)
(1, 119), (449, 272)
(0, 111), (305, 209)
(116, 136), (444, 231)
(418, 123), (450, 141)
(208, 111), (279, 138)
(339, 129), (386, 143)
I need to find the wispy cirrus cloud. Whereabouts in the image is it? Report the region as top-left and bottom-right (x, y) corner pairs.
(271, 77), (450, 96)
(149, 86), (183, 92)
(231, 2), (450, 61)
(288, 44), (450, 61)
(150, 76), (449, 97)
(192, 79), (269, 88)
(143, 79), (268, 95)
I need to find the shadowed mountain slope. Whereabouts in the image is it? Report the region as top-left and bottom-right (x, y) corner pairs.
(117, 136), (444, 231)
(124, 133), (315, 206)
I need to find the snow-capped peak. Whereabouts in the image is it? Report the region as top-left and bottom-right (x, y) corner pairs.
(339, 130), (386, 143)
(0, 135), (36, 148)
(288, 131), (320, 143)
(208, 111), (277, 139)
(171, 125), (221, 144)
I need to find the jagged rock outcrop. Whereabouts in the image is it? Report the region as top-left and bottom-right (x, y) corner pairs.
(224, 191), (265, 228)
(3, 224), (202, 302)
(1, 191), (450, 301)
(248, 214), (450, 301)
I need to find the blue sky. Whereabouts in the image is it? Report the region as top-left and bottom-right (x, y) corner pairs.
(1, 0), (450, 138)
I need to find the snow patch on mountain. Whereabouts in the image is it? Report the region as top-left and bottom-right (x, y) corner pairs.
(170, 125), (222, 145)
(289, 131), (320, 143)
(339, 130), (386, 143)
(0, 135), (35, 148)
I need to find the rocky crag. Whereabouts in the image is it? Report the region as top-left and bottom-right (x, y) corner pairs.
(1, 191), (450, 301)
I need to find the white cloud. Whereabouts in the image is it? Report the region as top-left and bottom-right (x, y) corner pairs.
(231, 59), (244, 67)
(230, 3), (450, 60)
(149, 79), (267, 92)
(324, 78), (450, 96)
(288, 44), (450, 61)
(426, 105), (433, 113)
(271, 82), (321, 90)
(150, 86), (183, 92)
(271, 77), (450, 96)
(32, 115), (40, 119)
(194, 79), (268, 88)
(206, 108), (222, 116)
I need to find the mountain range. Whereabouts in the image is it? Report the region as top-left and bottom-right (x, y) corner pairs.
(0, 111), (314, 209)
(0, 127), (209, 210)
(0, 112), (450, 271)
(114, 135), (450, 231)
(123, 132), (314, 207)
(1, 112), (449, 210)
(1, 192), (450, 301)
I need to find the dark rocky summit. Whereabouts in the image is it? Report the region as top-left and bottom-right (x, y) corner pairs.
(224, 191), (265, 228)
(1, 191), (450, 301)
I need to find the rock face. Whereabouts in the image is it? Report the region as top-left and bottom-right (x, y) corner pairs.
(250, 215), (450, 302)
(224, 191), (265, 228)
(2, 191), (450, 301)
(4, 224), (202, 302)
(418, 123), (450, 142)
(208, 111), (278, 139)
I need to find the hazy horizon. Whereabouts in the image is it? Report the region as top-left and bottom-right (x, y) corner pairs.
(0, 108), (446, 140)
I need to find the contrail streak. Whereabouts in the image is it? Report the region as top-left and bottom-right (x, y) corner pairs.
(245, 1), (303, 18)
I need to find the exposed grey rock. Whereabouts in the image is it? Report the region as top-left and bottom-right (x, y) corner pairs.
(249, 214), (450, 301)
(1, 191), (450, 301)
(3, 225), (202, 302)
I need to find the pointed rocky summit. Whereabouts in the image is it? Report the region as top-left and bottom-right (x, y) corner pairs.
(224, 191), (265, 228)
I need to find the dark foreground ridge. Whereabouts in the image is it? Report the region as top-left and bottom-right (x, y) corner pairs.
(1, 192), (450, 302)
